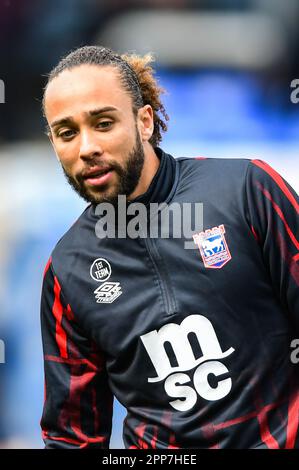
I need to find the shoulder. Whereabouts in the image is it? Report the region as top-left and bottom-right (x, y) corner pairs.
(177, 155), (250, 173)
(175, 156), (251, 193)
(177, 156), (290, 184)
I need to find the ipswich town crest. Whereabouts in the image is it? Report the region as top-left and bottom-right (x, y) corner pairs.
(193, 224), (232, 269)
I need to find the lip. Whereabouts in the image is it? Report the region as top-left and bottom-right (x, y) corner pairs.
(84, 169), (113, 187)
(82, 166), (112, 178)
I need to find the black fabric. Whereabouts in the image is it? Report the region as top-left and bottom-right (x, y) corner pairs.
(132, 147), (176, 205)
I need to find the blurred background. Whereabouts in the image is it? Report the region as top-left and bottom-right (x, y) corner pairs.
(0, 0), (298, 449)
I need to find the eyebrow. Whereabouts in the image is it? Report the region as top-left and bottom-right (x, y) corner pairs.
(89, 106), (118, 117)
(50, 106), (119, 128)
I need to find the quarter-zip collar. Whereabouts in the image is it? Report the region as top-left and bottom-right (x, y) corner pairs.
(131, 147), (177, 206)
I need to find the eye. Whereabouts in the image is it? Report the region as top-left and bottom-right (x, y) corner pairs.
(96, 121), (113, 130)
(57, 129), (76, 140)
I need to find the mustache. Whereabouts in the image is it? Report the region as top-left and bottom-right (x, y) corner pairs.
(75, 160), (123, 182)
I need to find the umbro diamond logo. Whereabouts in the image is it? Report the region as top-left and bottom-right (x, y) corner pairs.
(94, 281), (122, 304)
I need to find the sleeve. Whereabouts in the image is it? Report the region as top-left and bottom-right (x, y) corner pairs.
(245, 159), (299, 330)
(40, 258), (114, 449)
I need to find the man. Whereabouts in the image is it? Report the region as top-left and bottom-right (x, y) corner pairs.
(41, 45), (299, 449)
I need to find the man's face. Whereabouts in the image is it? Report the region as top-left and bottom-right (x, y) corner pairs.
(44, 65), (146, 205)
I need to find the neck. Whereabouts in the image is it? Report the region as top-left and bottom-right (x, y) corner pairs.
(128, 143), (160, 200)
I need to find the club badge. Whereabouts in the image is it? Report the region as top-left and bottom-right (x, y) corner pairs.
(193, 224), (232, 269)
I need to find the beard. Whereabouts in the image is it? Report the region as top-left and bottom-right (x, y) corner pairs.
(61, 130), (145, 206)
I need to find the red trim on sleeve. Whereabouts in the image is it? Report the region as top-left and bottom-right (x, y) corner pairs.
(69, 370), (99, 444)
(53, 276), (68, 359)
(256, 182), (299, 252)
(168, 433), (180, 449)
(252, 160), (299, 215)
(43, 257), (52, 278)
(285, 393), (299, 449)
(256, 408), (280, 449)
(42, 430), (85, 447)
(65, 303), (75, 321)
(276, 232), (299, 287)
(44, 355), (100, 371)
(135, 423), (148, 449)
(150, 426), (158, 449)
(42, 430), (106, 448)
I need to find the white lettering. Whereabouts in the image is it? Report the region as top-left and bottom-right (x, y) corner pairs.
(141, 314), (234, 382)
(193, 360), (232, 401)
(164, 372), (197, 411)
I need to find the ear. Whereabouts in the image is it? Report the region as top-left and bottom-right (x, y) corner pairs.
(137, 105), (154, 142)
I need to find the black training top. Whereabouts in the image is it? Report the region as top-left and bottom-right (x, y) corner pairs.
(40, 149), (299, 449)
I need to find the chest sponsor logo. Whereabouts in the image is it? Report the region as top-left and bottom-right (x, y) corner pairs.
(140, 314), (235, 411)
(193, 224), (231, 269)
(90, 258), (111, 282)
(94, 281), (122, 303)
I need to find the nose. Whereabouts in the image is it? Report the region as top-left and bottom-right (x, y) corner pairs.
(79, 128), (103, 161)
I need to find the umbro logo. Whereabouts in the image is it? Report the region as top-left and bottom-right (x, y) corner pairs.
(90, 258), (123, 303)
(94, 282), (122, 304)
